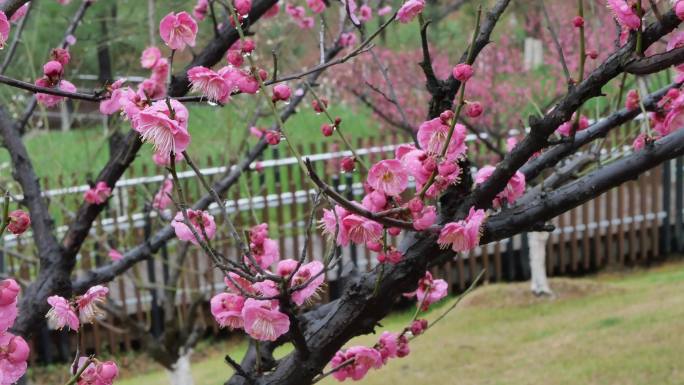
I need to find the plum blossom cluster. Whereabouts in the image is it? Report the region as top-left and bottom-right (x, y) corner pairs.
(632, 84), (684, 150)
(46, 285), (109, 330)
(329, 271), (441, 382)
(0, 279), (30, 385)
(35, 48), (77, 108)
(83, 181), (112, 205)
(209, 223), (325, 341)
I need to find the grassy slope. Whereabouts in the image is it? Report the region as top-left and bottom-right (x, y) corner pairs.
(102, 261), (684, 385)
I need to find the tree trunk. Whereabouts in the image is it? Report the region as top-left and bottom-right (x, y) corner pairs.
(528, 232), (553, 296)
(165, 349), (194, 385)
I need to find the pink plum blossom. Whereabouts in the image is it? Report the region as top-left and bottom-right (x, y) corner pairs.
(330, 346), (382, 381)
(83, 181), (112, 205)
(188, 66), (232, 103)
(0, 280), (19, 332)
(306, 0), (326, 14)
(241, 299), (290, 341)
(35, 79), (77, 108)
(404, 271), (448, 311)
(397, 0), (424, 23)
(108, 249), (123, 262)
(342, 214), (383, 245)
(474, 166), (526, 207)
(452, 63), (474, 82)
(9, 3), (28, 22)
(193, 0), (209, 21)
(438, 206), (486, 252)
(76, 357), (118, 385)
(46, 295), (79, 331)
(152, 179), (174, 210)
(6, 210), (30, 235)
(99, 79), (127, 115)
(172, 210), (216, 245)
(289, 261), (325, 305)
(606, 0), (641, 30)
(417, 117), (467, 160)
(141, 46), (162, 69)
(0, 11), (9, 49)
(76, 285), (108, 323)
(0, 332), (29, 385)
(134, 99), (190, 156)
(210, 292), (245, 329)
(234, 0), (252, 15)
(159, 12), (198, 50)
(367, 159), (409, 196)
(556, 115), (590, 136)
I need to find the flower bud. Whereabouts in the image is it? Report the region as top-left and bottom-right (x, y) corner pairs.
(452, 63), (474, 82)
(7, 210), (30, 235)
(226, 50), (244, 66)
(341, 156), (355, 172)
(572, 16), (584, 28)
(43, 60), (63, 80)
(240, 39), (255, 54)
(439, 110), (454, 123)
(265, 130), (280, 145)
(312, 98), (328, 113)
(320, 123), (334, 137)
(465, 101), (483, 118)
(272, 84), (291, 102)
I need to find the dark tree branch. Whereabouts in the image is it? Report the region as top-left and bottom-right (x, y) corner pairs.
(482, 127), (684, 242)
(426, 0), (511, 118)
(0, 107), (67, 337)
(0, 74), (104, 102)
(457, 9), (683, 218)
(0, 1), (33, 74)
(72, 43), (345, 294)
(521, 82), (679, 182)
(624, 46), (684, 75)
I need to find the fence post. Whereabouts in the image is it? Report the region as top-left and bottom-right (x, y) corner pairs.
(144, 206), (163, 337)
(662, 161), (672, 256)
(676, 157), (683, 252)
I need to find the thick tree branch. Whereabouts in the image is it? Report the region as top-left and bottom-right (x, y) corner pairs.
(521, 82), (679, 181)
(458, 9), (683, 217)
(482, 127), (684, 242)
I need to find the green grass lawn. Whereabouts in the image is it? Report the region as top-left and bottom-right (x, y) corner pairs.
(68, 260), (684, 385)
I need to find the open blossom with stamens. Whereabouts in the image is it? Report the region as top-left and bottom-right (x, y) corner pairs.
(319, 206), (350, 246)
(342, 214), (383, 245)
(83, 181), (112, 205)
(438, 207), (486, 252)
(159, 12), (198, 50)
(417, 117), (467, 160)
(172, 210), (216, 245)
(46, 296), (79, 331)
(474, 166), (526, 207)
(397, 0), (424, 23)
(404, 271), (448, 311)
(0, 332), (29, 385)
(76, 285), (109, 323)
(0, 280), (19, 332)
(0, 11), (9, 49)
(210, 292), (245, 329)
(188, 66), (232, 103)
(330, 346), (382, 381)
(241, 299), (290, 341)
(134, 99), (190, 156)
(367, 159), (409, 196)
(606, 0), (641, 30)
(288, 261), (325, 305)
(152, 179), (174, 210)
